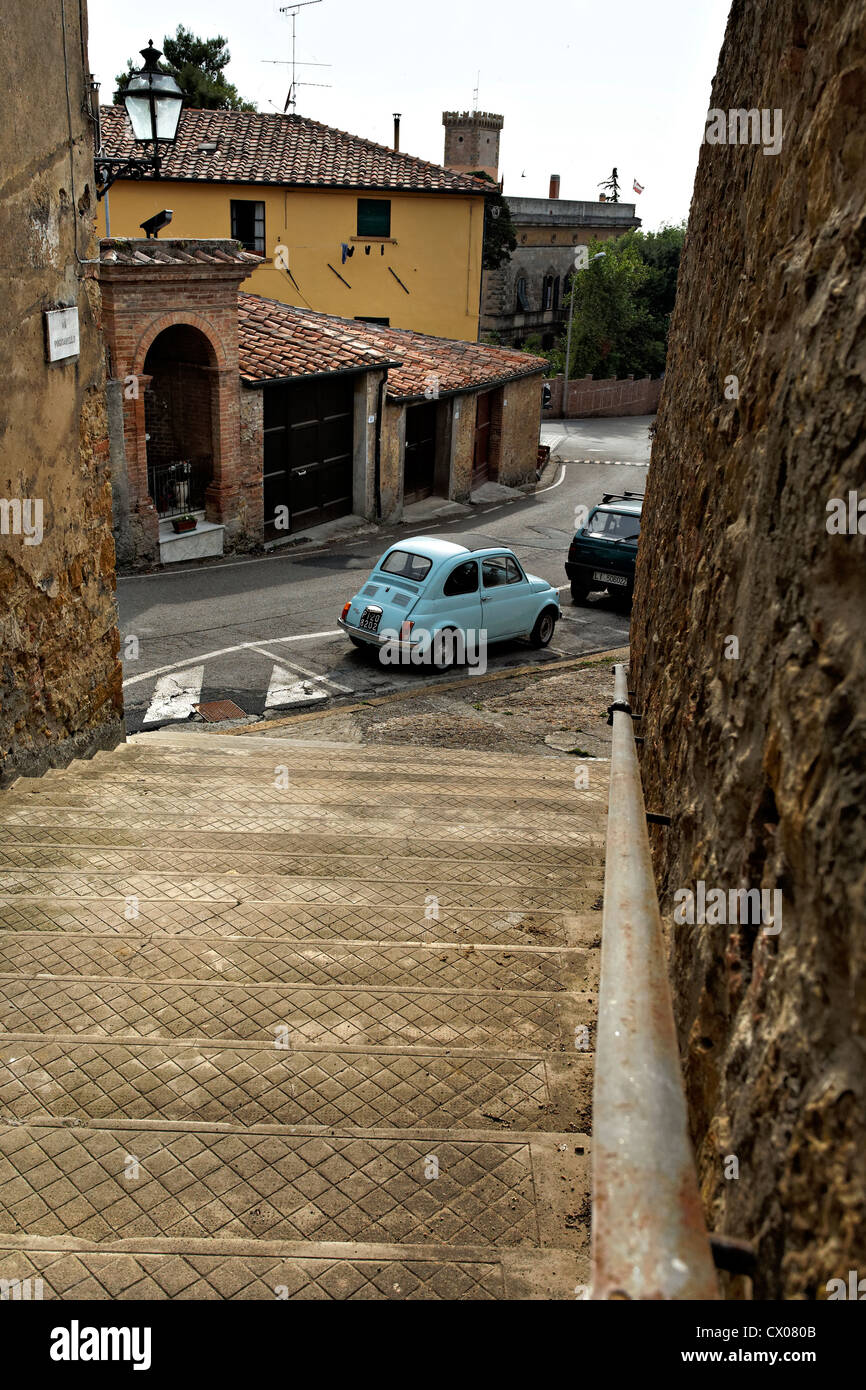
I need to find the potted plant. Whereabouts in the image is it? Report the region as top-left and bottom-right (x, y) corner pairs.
(171, 514), (198, 534)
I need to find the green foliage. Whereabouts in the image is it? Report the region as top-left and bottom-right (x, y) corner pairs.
(558, 223), (686, 379)
(115, 26), (256, 111)
(470, 172), (518, 272)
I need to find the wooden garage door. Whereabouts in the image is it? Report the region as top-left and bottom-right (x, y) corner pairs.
(263, 376), (355, 536)
(472, 390), (492, 487)
(403, 401), (437, 504)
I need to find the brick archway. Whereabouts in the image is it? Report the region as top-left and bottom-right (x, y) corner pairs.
(99, 239), (259, 563)
(132, 312), (230, 378)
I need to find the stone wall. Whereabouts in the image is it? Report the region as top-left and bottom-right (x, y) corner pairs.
(630, 0), (866, 1298)
(0, 1), (123, 787)
(543, 373), (662, 419)
(497, 376), (544, 487)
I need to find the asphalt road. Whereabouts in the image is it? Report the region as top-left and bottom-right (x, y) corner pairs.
(118, 416), (652, 733)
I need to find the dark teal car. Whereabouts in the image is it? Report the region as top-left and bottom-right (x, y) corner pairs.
(565, 491), (643, 604)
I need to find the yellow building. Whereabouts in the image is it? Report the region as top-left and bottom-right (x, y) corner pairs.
(98, 107), (488, 342)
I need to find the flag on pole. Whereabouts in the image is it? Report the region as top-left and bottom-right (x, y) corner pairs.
(633, 178), (644, 195)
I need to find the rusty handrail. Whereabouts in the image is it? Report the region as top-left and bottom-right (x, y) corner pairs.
(590, 664), (718, 1300)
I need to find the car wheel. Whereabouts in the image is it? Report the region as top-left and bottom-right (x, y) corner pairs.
(530, 607), (557, 648)
(571, 580), (590, 604)
(431, 628), (461, 672)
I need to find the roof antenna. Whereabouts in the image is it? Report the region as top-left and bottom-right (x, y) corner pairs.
(262, 0), (331, 113)
(472, 70), (480, 110)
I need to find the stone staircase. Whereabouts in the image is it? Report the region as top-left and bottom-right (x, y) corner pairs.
(0, 730), (606, 1300)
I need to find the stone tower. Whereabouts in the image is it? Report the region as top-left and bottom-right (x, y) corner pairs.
(442, 111), (503, 181)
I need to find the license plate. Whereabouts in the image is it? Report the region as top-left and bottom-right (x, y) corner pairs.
(359, 607), (382, 633)
(593, 570), (628, 587)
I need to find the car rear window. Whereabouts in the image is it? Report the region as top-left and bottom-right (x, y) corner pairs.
(584, 510), (641, 541)
(379, 549), (433, 582)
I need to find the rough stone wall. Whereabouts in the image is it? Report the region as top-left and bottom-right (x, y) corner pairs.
(0, 1), (123, 787)
(630, 0), (866, 1298)
(497, 376), (544, 487)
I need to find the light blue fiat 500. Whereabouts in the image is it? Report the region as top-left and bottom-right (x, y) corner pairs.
(339, 536), (560, 668)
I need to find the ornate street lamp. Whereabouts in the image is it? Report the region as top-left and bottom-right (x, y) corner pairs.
(95, 41), (183, 199)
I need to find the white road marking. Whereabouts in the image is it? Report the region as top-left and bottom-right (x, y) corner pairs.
(264, 666), (329, 709)
(534, 463), (567, 494)
(250, 644), (353, 695)
(123, 631), (343, 690)
(142, 667), (204, 725)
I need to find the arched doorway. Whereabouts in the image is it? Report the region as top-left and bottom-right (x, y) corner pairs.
(143, 325), (216, 519)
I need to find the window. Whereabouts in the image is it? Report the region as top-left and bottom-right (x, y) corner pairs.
(542, 275), (555, 311)
(379, 549), (432, 582)
(585, 509), (641, 541)
(443, 560), (479, 597)
(482, 555), (524, 587)
(516, 277), (530, 312)
(553, 276), (561, 310)
(354, 316), (390, 326)
(230, 200), (265, 255)
(357, 199), (391, 237)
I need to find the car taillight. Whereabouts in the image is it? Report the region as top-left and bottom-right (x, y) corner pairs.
(341, 602), (351, 622)
(400, 620), (414, 641)
(568, 542), (578, 561)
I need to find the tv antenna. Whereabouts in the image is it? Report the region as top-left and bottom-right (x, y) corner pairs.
(264, 0), (331, 113)
(472, 70), (480, 109)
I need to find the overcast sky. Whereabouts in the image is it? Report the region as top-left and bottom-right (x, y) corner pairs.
(86, 0), (732, 230)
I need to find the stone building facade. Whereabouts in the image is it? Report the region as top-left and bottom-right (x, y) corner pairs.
(439, 110), (640, 347)
(442, 111), (504, 180)
(630, 0), (866, 1298)
(0, 0), (123, 785)
(482, 195), (641, 347)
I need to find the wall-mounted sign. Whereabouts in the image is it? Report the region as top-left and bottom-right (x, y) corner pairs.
(44, 307), (80, 362)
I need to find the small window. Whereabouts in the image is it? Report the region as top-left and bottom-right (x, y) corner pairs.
(379, 548), (432, 582)
(482, 555), (522, 588)
(516, 276), (530, 312)
(231, 200), (265, 255)
(354, 316), (390, 326)
(357, 199), (391, 237)
(443, 561), (479, 597)
(553, 276), (561, 310)
(542, 275), (555, 311)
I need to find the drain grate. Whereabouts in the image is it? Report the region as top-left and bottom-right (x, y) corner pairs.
(194, 699), (248, 723)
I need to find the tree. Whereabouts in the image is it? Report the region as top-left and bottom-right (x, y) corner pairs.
(547, 223), (686, 379)
(115, 27), (256, 111)
(469, 172), (518, 271)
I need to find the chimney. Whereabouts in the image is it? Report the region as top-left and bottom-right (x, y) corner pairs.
(393, 113), (401, 151)
(549, 174), (560, 200)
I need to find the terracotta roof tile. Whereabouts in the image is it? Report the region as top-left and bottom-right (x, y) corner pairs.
(238, 294), (548, 399)
(99, 106), (489, 195)
(100, 238), (259, 268)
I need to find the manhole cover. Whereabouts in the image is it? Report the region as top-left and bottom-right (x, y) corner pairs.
(194, 699), (248, 723)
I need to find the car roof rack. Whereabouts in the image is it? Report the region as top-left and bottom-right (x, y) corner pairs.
(600, 491), (645, 504)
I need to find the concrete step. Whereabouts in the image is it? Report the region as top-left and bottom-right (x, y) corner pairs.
(0, 1236), (587, 1300)
(0, 901), (602, 947)
(0, 936), (594, 993)
(0, 975), (594, 1050)
(0, 871), (597, 912)
(0, 1037), (592, 1133)
(0, 846), (602, 887)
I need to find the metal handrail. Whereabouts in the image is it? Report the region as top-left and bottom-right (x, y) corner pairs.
(590, 664), (719, 1300)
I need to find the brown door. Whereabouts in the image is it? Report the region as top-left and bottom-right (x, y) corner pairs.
(472, 391), (492, 487)
(263, 376), (355, 536)
(403, 402), (437, 503)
